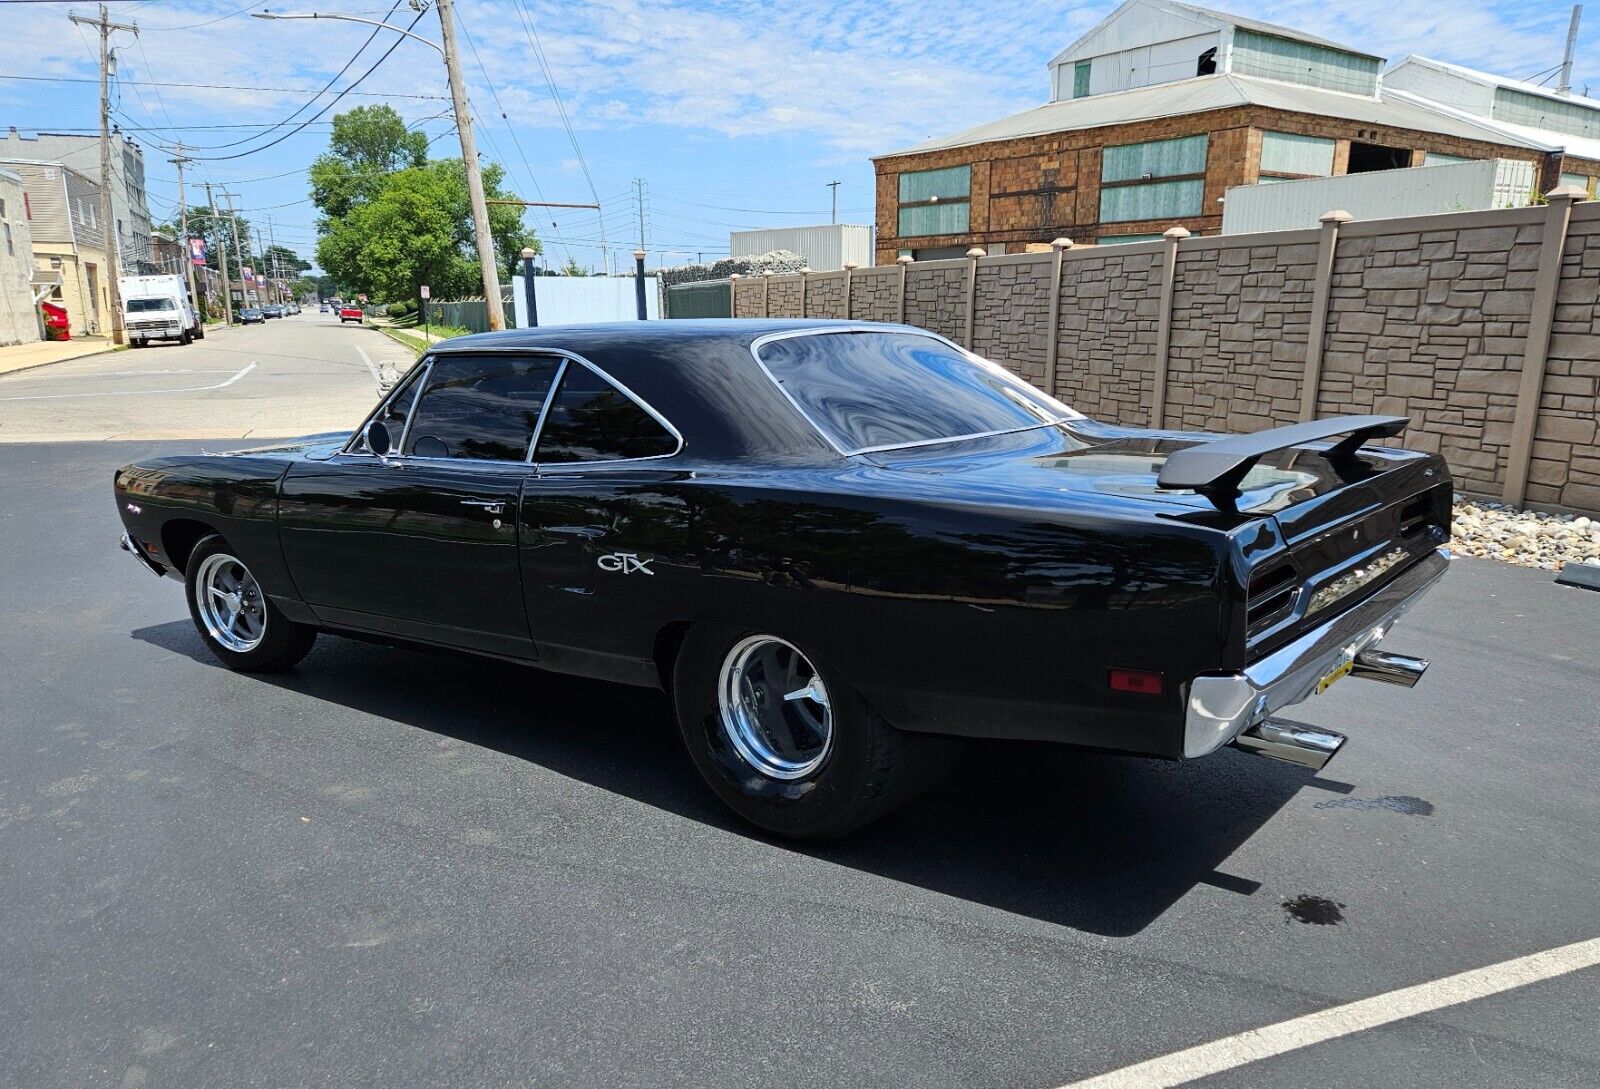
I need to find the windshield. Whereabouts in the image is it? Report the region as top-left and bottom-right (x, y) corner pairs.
(127, 297), (176, 312)
(755, 330), (1078, 455)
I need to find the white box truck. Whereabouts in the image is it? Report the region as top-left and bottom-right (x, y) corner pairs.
(120, 274), (204, 347)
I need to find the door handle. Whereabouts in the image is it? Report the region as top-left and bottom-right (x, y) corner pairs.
(460, 498), (505, 515)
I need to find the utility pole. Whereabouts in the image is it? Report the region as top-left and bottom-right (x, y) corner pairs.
(434, 0), (504, 329)
(171, 144), (201, 321)
(254, 226), (269, 305)
(1558, 5), (1583, 95)
(827, 180), (841, 224)
(70, 4), (138, 345)
(632, 177), (647, 253)
(267, 214), (278, 304)
(221, 191), (245, 307)
(205, 183), (233, 325)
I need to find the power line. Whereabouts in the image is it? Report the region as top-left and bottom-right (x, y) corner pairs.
(0, 73), (447, 100)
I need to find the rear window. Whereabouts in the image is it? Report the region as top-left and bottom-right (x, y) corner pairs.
(535, 364), (679, 464)
(755, 331), (1075, 454)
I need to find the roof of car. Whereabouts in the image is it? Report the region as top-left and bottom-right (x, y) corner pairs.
(434, 320), (922, 463)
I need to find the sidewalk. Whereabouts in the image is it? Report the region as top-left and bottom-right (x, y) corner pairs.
(0, 337), (116, 378)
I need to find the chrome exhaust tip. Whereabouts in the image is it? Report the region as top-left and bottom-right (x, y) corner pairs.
(1232, 718), (1346, 770)
(1351, 648), (1429, 688)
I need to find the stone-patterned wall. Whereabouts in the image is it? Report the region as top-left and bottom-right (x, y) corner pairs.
(1316, 217), (1543, 496)
(767, 277), (802, 317)
(851, 268), (900, 322)
(971, 256), (1054, 388)
(732, 279), (764, 318)
(1534, 205), (1600, 510)
(1164, 241), (1319, 434)
(1054, 246), (1164, 426)
(902, 263), (967, 344)
(806, 273), (847, 319)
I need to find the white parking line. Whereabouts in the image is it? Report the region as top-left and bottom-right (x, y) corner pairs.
(1057, 936), (1600, 1089)
(355, 345), (381, 385)
(0, 361), (258, 401)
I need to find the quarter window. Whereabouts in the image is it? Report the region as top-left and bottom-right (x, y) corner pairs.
(536, 363), (678, 464)
(403, 354), (560, 461)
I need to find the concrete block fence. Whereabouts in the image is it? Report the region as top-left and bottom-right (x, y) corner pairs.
(729, 191), (1600, 515)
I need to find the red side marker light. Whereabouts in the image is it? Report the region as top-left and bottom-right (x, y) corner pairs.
(1108, 668), (1163, 695)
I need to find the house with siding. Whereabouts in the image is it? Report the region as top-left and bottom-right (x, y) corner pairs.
(0, 158), (113, 337)
(0, 128), (152, 269)
(1, 168), (41, 346)
(872, 0), (1600, 262)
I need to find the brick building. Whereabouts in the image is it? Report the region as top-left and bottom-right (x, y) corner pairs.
(872, 0), (1600, 263)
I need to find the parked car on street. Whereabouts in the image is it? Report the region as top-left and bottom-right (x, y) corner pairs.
(261, 305), (284, 319)
(238, 308), (265, 325)
(319, 303), (330, 313)
(338, 305), (363, 324)
(113, 321), (1451, 839)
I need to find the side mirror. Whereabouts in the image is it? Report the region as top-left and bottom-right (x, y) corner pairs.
(365, 419), (392, 457)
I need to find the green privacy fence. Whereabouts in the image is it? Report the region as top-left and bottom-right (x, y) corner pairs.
(423, 287), (515, 334)
(664, 279), (731, 318)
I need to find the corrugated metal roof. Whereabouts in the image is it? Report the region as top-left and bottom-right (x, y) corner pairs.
(877, 73), (1546, 159)
(1387, 88), (1600, 163)
(1049, 0), (1379, 68)
(1395, 55), (1600, 113)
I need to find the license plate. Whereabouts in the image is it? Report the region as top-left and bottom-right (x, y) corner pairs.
(1316, 658), (1354, 694)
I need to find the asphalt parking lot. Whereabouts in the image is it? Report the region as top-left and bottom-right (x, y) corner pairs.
(1, 437), (1597, 1089)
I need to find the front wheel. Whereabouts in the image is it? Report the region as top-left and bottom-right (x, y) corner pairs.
(184, 535), (316, 672)
(193, 325), (205, 340)
(673, 626), (959, 839)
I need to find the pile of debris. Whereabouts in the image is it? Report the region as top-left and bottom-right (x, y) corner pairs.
(1451, 498), (1600, 571)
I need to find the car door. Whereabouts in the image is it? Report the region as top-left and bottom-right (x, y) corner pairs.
(516, 357), (689, 682)
(279, 351), (562, 659)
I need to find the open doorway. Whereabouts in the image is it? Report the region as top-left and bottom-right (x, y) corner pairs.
(1348, 141), (1411, 173)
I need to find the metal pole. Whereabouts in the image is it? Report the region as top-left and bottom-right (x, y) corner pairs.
(1559, 5), (1583, 94)
(222, 192), (245, 307)
(521, 247), (538, 328)
(435, 0), (505, 330)
(633, 249), (647, 320)
(205, 183), (232, 325)
(70, 3), (138, 345)
(828, 180), (840, 224)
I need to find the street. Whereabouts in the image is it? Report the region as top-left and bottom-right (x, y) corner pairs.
(0, 313), (413, 443)
(0, 428), (1597, 1086)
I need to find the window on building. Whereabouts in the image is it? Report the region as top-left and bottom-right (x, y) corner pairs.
(1560, 171), (1596, 196)
(897, 165), (970, 237)
(1231, 30), (1380, 96)
(1259, 131), (1335, 181)
(1099, 134), (1207, 223)
(1073, 60), (1092, 98)
(1096, 234), (1166, 245)
(1493, 88), (1600, 141)
(1348, 141), (1411, 173)
(1424, 152), (1475, 167)
(3, 223), (12, 258)
(1197, 48), (1217, 77)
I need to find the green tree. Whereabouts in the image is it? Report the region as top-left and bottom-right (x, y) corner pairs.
(309, 105), (429, 220)
(560, 258), (588, 276)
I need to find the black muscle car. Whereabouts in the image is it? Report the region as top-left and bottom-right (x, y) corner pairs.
(115, 320), (1451, 838)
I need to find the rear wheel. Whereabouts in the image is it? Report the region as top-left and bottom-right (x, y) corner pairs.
(179, 328), (192, 345)
(673, 625), (959, 839)
(184, 535), (315, 672)
(193, 324), (205, 340)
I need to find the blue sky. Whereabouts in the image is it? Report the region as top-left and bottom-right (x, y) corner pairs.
(3, 0), (1596, 275)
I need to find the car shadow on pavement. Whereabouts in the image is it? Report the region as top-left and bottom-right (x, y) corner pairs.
(134, 620), (1333, 936)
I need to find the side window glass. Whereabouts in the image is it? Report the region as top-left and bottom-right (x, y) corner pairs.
(536, 364), (679, 464)
(404, 354), (560, 461)
(363, 366), (423, 453)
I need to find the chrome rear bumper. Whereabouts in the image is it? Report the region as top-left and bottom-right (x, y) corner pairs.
(1184, 546), (1449, 761)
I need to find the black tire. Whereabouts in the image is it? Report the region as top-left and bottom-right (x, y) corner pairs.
(194, 325), (206, 340)
(179, 328), (192, 346)
(130, 338), (145, 349)
(673, 624), (960, 839)
(184, 535), (316, 673)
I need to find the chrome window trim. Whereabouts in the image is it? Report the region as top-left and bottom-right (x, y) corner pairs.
(342, 355), (433, 457)
(342, 345), (683, 468)
(748, 326), (1082, 458)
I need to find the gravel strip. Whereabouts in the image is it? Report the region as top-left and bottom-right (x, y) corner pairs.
(1452, 497), (1600, 571)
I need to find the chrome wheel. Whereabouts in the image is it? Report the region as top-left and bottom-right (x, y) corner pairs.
(195, 552), (267, 653)
(717, 635), (833, 781)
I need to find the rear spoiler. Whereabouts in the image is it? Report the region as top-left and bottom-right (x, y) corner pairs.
(1156, 415), (1409, 495)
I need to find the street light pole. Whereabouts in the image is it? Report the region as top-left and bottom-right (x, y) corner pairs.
(252, 5), (505, 329)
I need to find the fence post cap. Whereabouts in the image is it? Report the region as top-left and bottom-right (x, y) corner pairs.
(632, 248), (646, 260)
(728, 273), (740, 281)
(799, 266), (811, 273)
(1050, 237), (1074, 249)
(1545, 184), (1588, 201)
(896, 255), (914, 265)
(966, 247), (986, 258)
(1162, 226), (1192, 240)
(1319, 209), (1354, 224)
(520, 246), (536, 260)
(761, 269), (774, 277)
(843, 261), (858, 270)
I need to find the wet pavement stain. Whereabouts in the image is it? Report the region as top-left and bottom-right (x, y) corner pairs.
(1314, 794), (1434, 816)
(1282, 895), (1345, 925)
